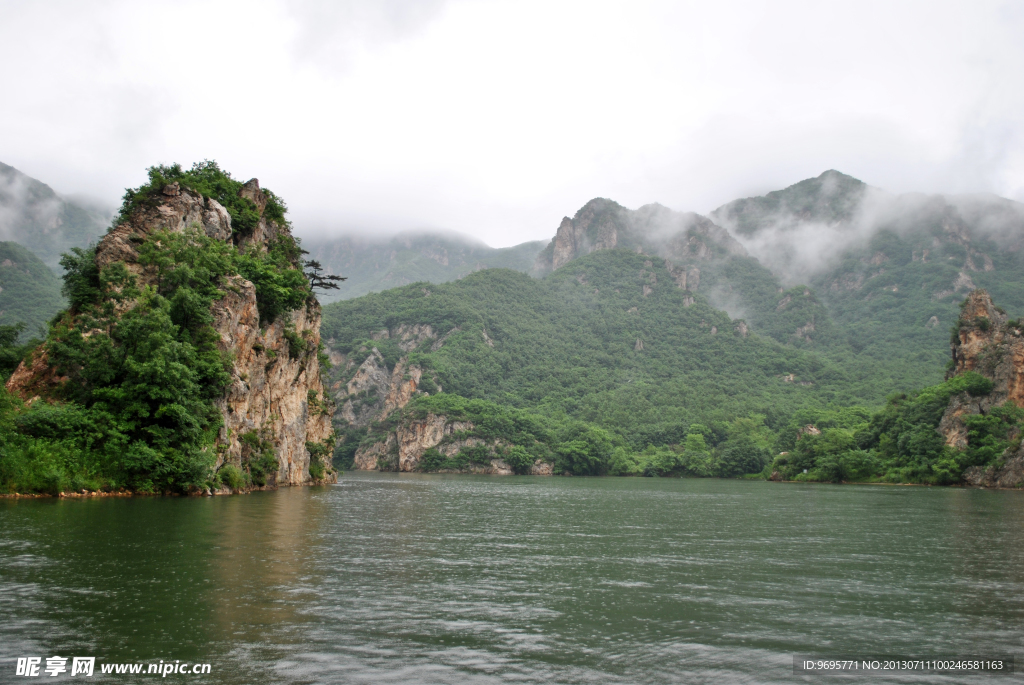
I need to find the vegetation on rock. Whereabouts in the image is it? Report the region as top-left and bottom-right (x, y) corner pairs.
(1, 164), (324, 495)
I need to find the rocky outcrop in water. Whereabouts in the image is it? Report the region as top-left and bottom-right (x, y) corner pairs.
(963, 440), (1024, 488)
(6, 179), (333, 487)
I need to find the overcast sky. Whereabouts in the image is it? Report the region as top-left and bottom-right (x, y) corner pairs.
(2, 0), (1023, 246)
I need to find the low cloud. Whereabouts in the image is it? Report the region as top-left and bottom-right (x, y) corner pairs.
(1, 1), (1023, 249)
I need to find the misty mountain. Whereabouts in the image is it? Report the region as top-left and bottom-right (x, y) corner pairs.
(301, 232), (546, 302)
(711, 170), (1024, 388)
(0, 162), (111, 272)
(0, 241), (64, 339)
(531, 197), (840, 352)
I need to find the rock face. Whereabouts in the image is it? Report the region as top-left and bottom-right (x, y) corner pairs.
(329, 328), (448, 430)
(938, 290), (1024, 451)
(6, 179), (333, 487)
(327, 324), (555, 476)
(935, 290), (1024, 487)
(96, 187), (233, 276)
(963, 440), (1024, 488)
(353, 413), (473, 472)
(946, 290), (1024, 407)
(350, 410), (552, 476)
(211, 275), (333, 485)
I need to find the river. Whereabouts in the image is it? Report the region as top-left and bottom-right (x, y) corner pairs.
(2, 473), (1022, 683)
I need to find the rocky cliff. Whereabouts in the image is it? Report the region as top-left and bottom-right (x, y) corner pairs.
(351, 411), (552, 475)
(939, 290), (1024, 487)
(534, 198), (747, 279)
(6, 178), (333, 487)
(324, 321), (553, 475)
(327, 323), (446, 429)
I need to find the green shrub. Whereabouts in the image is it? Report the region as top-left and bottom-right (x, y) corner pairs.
(240, 430), (278, 487)
(306, 437), (335, 481)
(218, 464), (245, 490)
(715, 436), (770, 477)
(419, 447), (446, 471)
(503, 445), (533, 474)
(284, 326), (307, 359)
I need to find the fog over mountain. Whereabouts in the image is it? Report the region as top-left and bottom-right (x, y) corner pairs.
(711, 170), (1024, 288)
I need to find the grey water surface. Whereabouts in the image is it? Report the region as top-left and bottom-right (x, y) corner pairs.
(1, 473), (1022, 684)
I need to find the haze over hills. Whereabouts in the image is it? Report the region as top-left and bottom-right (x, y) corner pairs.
(302, 232), (546, 302)
(319, 167), (1024, 480)
(0, 162), (111, 272)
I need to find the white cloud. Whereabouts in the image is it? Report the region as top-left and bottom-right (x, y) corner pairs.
(1, 0), (1022, 246)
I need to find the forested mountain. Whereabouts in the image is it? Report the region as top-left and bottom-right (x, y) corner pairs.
(0, 242), (64, 339)
(531, 197), (838, 349)
(321, 249), (890, 476)
(320, 170), (1024, 483)
(302, 232), (545, 302)
(0, 162), (110, 271)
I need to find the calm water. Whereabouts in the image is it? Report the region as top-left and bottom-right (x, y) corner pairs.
(2, 474), (1023, 684)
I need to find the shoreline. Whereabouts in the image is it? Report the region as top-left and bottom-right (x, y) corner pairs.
(6, 473), (1021, 498)
(0, 479), (335, 500)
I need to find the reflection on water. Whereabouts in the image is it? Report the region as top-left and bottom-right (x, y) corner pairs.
(2, 475), (1023, 683)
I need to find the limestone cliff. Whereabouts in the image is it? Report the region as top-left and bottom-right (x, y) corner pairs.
(5, 179), (333, 487)
(938, 290), (1024, 486)
(352, 412), (552, 475)
(327, 323), (448, 429)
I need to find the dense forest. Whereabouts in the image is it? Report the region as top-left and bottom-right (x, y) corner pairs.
(322, 248), (1024, 484)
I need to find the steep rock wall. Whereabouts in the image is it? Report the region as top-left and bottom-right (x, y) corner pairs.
(6, 179), (332, 486)
(328, 323), (455, 429)
(935, 289), (1024, 487)
(939, 290), (1024, 450)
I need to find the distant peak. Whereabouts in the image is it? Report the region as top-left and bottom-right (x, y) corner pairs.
(574, 197), (623, 219)
(817, 169), (862, 182)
